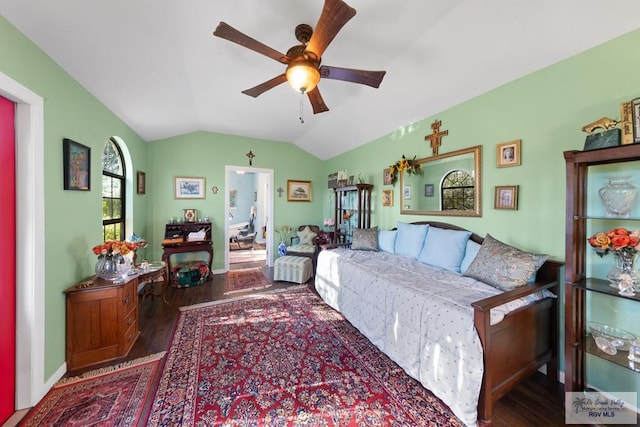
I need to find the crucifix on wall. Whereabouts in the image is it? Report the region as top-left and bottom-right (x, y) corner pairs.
(424, 120), (448, 155)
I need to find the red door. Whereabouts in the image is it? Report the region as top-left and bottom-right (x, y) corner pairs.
(0, 95), (16, 423)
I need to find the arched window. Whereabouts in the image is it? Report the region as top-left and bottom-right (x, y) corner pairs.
(101, 138), (126, 241)
(441, 170), (474, 211)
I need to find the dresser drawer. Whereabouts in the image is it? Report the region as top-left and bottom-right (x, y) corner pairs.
(121, 280), (137, 313)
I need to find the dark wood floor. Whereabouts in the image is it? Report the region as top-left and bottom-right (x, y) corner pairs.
(72, 265), (572, 427)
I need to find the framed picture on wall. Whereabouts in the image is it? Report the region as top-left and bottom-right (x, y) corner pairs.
(229, 189), (237, 208)
(136, 171), (146, 194)
(424, 184), (434, 197)
(175, 176), (206, 199)
(63, 138), (91, 191)
(382, 190), (393, 207)
(494, 185), (518, 210)
(403, 185), (412, 200)
(287, 180), (312, 202)
(496, 139), (521, 167)
(383, 168), (393, 185)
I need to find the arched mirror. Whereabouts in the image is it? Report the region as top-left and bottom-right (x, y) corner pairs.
(400, 145), (482, 216)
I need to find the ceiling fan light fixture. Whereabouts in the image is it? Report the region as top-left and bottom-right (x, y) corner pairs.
(286, 60), (320, 93)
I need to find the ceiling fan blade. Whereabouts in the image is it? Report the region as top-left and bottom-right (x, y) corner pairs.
(305, 0), (356, 58)
(213, 22), (289, 65)
(307, 87), (330, 114)
(241, 74), (288, 98)
(320, 65), (386, 88)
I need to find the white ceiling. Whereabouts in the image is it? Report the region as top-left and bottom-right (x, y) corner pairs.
(2, 0), (640, 160)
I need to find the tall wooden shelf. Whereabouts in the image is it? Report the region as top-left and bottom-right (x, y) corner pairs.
(564, 144), (640, 392)
(333, 184), (373, 244)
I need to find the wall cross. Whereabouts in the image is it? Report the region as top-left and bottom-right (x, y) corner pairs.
(246, 150), (255, 165)
(424, 120), (449, 155)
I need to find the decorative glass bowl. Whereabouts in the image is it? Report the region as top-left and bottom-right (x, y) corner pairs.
(588, 322), (637, 351)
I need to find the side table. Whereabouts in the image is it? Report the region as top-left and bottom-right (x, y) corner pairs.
(138, 263), (169, 305)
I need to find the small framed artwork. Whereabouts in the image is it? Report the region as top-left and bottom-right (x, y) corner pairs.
(383, 168), (393, 185)
(287, 180), (312, 202)
(183, 208), (197, 223)
(403, 185), (412, 200)
(494, 185), (518, 210)
(632, 98), (640, 143)
(348, 175), (355, 185)
(175, 176), (206, 199)
(424, 184), (434, 197)
(63, 138), (91, 191)
(382, 189), (393, 207)
(136, 171), (146, 194)
(496, 139), (521, 168)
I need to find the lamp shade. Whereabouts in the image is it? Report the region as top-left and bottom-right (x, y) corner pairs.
(286, 60), (320, 93)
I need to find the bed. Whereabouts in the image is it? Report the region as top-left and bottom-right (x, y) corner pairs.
(314, 221), (563, 426)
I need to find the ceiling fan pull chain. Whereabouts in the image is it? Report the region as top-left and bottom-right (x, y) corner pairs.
(299, 92), (305, 124)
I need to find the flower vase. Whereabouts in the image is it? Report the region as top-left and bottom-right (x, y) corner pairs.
(598, 176), (638, 218)
(607, 250), (639, 294)
(95, 255), (120, 281)
(278, 241), (287, 257)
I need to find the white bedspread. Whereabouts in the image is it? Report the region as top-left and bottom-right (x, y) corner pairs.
(315, 248), (539, 427)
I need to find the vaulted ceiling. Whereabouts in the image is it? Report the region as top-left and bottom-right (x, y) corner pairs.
(2, 0), (640, 160)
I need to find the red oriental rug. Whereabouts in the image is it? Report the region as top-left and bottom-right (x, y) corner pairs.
(19, 352), (165, 427)
(148, 286), (463, 426)
(225, 267), (271, 294)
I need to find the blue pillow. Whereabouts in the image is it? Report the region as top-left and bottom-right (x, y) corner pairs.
(460, 240), (481, 274)
(394, 222), (429, 259)
(378, 230), (397, 253)
(418, 227), (471, 272)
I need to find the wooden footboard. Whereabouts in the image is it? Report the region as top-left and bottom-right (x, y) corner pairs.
(472, 259), (563, 426)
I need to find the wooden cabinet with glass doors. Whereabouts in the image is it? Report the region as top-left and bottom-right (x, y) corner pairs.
(564, 144), (640, 394)
(333, 184), (373, 246)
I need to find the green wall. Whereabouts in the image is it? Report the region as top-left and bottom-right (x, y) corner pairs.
(2, 15), (639, 400)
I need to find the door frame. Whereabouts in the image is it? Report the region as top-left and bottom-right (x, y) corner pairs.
(224, 165), (274, 271)
(0, 72), (46, 409)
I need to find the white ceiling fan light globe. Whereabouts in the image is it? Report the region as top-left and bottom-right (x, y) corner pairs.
(286, 61), (320, 93)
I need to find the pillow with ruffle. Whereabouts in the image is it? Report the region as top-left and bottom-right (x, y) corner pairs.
(297, 226), (317, 245)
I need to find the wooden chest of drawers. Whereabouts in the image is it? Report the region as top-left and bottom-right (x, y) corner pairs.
(64, 275), (140, 371)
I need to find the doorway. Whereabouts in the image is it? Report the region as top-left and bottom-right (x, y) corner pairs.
(224, 166), (273, 272)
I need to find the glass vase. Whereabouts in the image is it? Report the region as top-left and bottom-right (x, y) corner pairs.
(598, 176), (638, 218)
(95, 255), (120, 281)
(607, 250), (639, 295)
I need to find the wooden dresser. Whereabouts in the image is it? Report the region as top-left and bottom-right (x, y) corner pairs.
(64, 275), (139, 371)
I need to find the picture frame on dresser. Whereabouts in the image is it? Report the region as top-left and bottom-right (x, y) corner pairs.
(632, 97), (640, 143)
(175, 176), (206, 199)
(63, 138), (90, 191)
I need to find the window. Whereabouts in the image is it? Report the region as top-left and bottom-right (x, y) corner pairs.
(441, 170), (474, 211)
(101, 138), (125, 241)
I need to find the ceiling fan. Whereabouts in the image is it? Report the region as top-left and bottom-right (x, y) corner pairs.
(213, 0), (386, 114)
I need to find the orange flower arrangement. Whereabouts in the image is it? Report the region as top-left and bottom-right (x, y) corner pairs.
(587, 227), (640, 257)
(92, 240), (143, 257)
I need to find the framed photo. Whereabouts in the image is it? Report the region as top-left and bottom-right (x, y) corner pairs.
(382, 189), (393, 207)
(403, 185), (412, 200)
(287, 180), (312, 202)
(328, 172), (338, 188)
(175, 176), (206, 199)
(63, 138), (90, 191)
(424, 184), (434, 197)
(383, 168), (393, 185)
(348, 175), (354, 185)
(496, 139), (521, 168)
(632, 98), (640, 143)
(494, 185), (518, 210)
(136, 171), (146, 194)
(183, 208), (197, 223)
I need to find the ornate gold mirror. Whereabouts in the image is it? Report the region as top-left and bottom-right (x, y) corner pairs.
(400, 145), (482, 216)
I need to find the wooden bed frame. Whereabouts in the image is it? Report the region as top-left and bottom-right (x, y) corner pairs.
(412, 222), (563, 426)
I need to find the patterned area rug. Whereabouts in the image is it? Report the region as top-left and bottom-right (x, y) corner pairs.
(19, 352), (165, 426)
(225, 267), (271, 294)
(148, 286), (463, 426)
